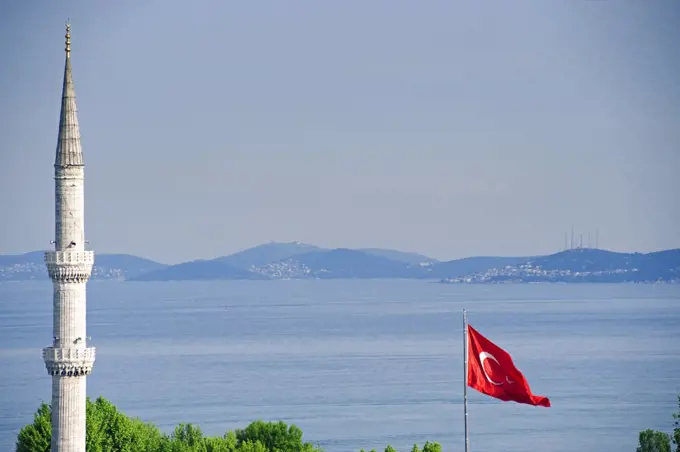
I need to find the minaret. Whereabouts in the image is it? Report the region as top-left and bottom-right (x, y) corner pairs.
(42, 22), (95, 452)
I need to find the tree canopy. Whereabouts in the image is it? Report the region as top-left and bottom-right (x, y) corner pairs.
(637, 395), (680, 452)
(16, 396), (442, 452)
(23, 394), (680, 451)
(359, 442), (441, 452)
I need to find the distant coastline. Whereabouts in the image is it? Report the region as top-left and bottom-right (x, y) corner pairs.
(1, 242), (678, 284)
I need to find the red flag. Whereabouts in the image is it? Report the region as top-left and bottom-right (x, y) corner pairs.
(467, 324), (551, 407)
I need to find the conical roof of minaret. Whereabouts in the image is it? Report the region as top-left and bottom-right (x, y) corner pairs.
(55, 23), (83, 167)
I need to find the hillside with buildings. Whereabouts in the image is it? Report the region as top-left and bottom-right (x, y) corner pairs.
(252, 248), (429, 279)
(439, 248), (680, 284)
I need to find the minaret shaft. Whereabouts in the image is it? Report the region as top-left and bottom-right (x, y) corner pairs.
(52, 283), (87, 347)
(43, 23), (95, 452)
(55, 167), (85, 251)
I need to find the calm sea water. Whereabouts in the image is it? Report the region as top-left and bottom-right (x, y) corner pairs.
(0, 280), (678, 452)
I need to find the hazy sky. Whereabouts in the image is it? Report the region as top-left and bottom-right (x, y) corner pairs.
(1, 0), (679, 264)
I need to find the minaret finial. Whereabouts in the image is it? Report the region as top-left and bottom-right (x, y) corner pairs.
(65, 20), (71, 57)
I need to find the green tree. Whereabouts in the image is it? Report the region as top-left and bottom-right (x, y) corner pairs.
(357, 442), (442, 452)
(234, 420), (320, 452)
(637, 429), (671, 452)
(85, 397), (166, 452)
(421, 442), (442, 452)
(637, 394), (680, 452)
(169, 424), (208, 452)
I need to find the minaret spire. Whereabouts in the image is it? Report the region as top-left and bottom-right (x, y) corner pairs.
(56, 20), (83, 168)
(43, 22), (95, 452)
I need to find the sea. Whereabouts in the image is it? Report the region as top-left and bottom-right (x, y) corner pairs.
(0, 280), (678, 452)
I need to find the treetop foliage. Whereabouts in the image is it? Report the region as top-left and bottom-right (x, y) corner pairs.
(23, 393), (678, 451)
(16, 396), (442, 452)
(637, 395), (680, 452)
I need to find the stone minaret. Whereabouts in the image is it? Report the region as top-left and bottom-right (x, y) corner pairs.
(42, 23), (95, 452)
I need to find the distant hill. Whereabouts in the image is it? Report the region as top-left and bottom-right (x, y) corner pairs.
(4, 245), (679, 283)
(0, 252), (166, 281)
(357, 248), (438, 265)
(215, 242), (436, 269)
(528, 248), (678, 273)
(129, 260), (268, 282)
(216, 242), (325, 269)
(440, 248), (680, 284)
(128, 244), (435, 281)
(254, 248), (426, 279)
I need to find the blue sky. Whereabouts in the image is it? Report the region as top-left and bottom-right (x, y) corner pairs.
(1, 0), (678, 263)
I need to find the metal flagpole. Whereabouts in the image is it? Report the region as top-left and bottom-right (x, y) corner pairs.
(463, 309), (470, 452)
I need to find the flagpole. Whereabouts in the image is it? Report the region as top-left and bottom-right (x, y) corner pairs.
(463, 309), (470, 452)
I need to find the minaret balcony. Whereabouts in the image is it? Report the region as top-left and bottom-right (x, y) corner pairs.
(45, 250), (95, 282)
(42, 346), (96, 377)
(45, 250), (95, 265)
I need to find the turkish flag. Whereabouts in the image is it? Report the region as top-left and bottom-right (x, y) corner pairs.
(467, 325), (551, 407)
